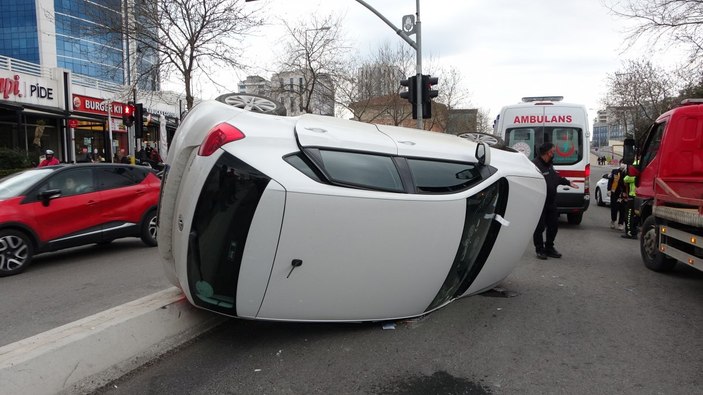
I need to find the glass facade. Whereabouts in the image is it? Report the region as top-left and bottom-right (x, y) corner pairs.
(0, 0), (40, 63)
(54, 0), (125, 84)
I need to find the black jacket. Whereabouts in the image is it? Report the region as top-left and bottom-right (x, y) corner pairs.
(533, 156), (570, 206)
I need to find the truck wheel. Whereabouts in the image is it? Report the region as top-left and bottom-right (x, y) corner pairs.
(640, 216), (677, 272)
(567, 213), (583, 225)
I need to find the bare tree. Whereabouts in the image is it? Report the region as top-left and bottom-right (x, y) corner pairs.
(423, 64), (471, 132)
(88, 0), (264, 111)
(341, 41), (415, 125)
(606, 0), (703, 67)
(475, 109), (496, 134)
(272, 13), (351, 116)
(604, 59), (678, 143)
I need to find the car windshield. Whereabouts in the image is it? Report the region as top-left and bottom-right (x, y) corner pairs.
(0, 169), (55, 199)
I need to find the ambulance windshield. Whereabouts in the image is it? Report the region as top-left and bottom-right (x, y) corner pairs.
(504, 127), (583, 165)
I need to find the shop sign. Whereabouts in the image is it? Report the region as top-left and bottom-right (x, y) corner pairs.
(0, 71), (60, 107)
(72, 94), (128, 116)
(68, 119), (78, 128)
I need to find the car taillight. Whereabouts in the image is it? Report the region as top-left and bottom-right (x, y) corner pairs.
(198, 123), (245, 156)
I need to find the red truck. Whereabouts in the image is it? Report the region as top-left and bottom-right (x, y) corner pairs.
(623, 99), (703, 272)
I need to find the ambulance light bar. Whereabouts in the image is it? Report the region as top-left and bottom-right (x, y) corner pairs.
(522, 96), (564, 103)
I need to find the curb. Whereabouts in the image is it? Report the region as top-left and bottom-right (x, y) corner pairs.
(0, 287), (227, 395)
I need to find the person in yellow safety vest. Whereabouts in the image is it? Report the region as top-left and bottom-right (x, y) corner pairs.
(621, 160), (640, 239)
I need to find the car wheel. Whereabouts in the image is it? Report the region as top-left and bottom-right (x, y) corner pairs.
(567, 213), (583, 225)
(458, 132), (505, 148)
(215, 93), (287, 116)
(595, 188), (604, 206)
(640, 216), (677, 272)
(140, 210), (158, 247)
(0, 230), (34, 277)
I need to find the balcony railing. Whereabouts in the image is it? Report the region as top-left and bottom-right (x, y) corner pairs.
(0, 54), (125, 94)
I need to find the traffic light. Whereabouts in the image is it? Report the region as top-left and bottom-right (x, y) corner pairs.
(134, 103), (144, 138)
(421, 75), (438, 119)
(400, 75), (417, 105)
(400, 75), (418, 119)
(123, 102), (135, 127)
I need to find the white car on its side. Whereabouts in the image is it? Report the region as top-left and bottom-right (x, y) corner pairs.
(157, 96), (546, 322)
(595, 173), (611, 206)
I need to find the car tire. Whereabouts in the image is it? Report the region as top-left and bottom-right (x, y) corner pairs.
(640, 216), (677, 272)
(215, 93), (287, 116)
(0, 230), (34, 277)
(140, 210), (158, 247)
(596, 188), (604, 206)
(567, 213), (583, 225)
(458, 132), (506, 148)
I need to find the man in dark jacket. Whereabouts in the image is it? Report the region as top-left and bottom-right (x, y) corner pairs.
(607, 160), (627, 230)
(533, 142), (578, 260)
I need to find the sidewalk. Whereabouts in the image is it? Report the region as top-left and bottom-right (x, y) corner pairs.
(0, 287), (227, 395)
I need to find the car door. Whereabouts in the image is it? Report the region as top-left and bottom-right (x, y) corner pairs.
(255, 117), (468, 321)
(30, 167), (102, 248)
(95, 166), (156, 238)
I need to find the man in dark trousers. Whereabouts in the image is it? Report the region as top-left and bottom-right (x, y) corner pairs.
(533, 142), (578, 260)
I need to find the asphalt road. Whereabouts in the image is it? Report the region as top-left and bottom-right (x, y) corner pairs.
(0, 238), (171, 346)
(93, 165), (703, 394)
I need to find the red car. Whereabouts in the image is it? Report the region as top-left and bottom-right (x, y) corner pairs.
(0, 163), (161, 276)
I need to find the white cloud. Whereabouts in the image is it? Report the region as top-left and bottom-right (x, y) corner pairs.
(183, 0), (685, 125)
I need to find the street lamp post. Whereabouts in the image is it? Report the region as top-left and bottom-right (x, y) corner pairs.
(101, 99), (114, 163)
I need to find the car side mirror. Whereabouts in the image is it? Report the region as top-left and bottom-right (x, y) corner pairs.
(475, 142), (490, 166)
(622, 138), (636, 165)
(38, 189), (61, 207)
(602, 174), (609, 179)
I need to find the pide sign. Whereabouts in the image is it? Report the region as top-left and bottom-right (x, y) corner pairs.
(0, 71), (60, 107)
(72, 94), (128, 116)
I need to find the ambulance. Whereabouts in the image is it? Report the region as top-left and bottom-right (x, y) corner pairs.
(494, 96), (590, 224)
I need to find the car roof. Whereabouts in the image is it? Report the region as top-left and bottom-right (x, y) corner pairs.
(295, 113), (478, 162)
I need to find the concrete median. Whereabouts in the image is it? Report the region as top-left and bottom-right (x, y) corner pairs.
(0, 287), (227, 395)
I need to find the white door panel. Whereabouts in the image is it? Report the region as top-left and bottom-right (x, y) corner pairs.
(257, 193), (465, 321)
(236, 181), (286, 318)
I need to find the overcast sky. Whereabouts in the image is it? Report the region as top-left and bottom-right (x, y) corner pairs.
(190, 0), (678, 123)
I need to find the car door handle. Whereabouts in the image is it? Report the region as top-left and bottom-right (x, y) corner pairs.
(87, 200), (97, 206)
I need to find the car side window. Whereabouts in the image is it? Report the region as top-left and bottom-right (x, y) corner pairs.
(406, 159), (482, 193)
(97, 166), (147, 190)
(317, 149), (404, 192)
(40, 168), (94, 197)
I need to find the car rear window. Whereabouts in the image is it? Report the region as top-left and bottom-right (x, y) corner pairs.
(97, 166), (148, 190)
(317, 149), (405, 192)
(288, 149), (489, 195)
(406, 158), (483, 193)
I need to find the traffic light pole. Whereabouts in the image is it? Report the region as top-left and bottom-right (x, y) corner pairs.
(414, 0), (422, 129)
(354, 0), (423, 128)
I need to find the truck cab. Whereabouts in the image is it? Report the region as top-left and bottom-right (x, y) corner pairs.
(625, 99), (703, 272)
